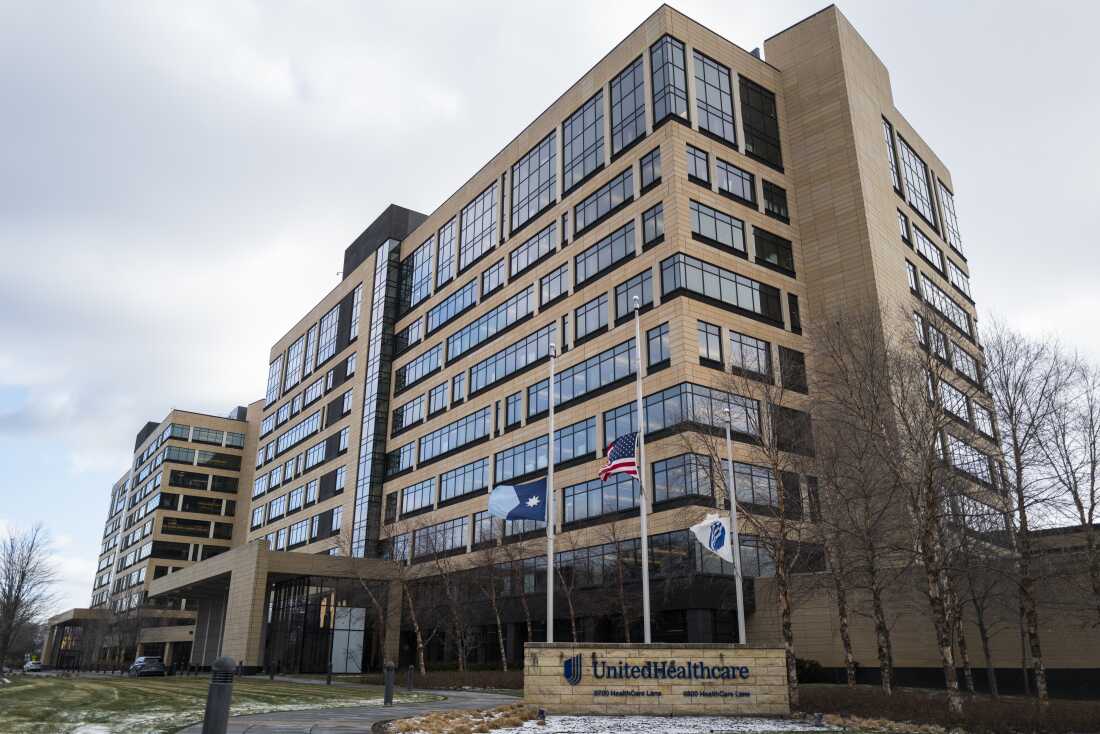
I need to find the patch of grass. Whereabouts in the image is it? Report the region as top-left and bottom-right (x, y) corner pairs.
(0, 674), (440, 734)
(800, 683), (1100, 734)
(389, 703), (538, 734)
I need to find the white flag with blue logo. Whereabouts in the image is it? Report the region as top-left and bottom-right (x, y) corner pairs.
(487, 477), (547, 521)
(690, 513), (734, 563)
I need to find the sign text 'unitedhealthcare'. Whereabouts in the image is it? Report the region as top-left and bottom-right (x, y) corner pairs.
(586, 653), (752, 682)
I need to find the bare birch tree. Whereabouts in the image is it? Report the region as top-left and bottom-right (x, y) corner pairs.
(984, 319), (1074, 705)
(1040, 360), (1100, 623)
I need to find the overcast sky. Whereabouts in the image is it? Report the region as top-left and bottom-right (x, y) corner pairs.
(1, 1), (1097, 613)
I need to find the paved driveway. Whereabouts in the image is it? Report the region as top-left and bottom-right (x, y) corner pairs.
(176, 687), (520, 733)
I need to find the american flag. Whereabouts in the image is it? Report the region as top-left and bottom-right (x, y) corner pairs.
(599, 431), (639, 481)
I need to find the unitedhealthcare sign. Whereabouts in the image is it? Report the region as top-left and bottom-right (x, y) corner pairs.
(564, 651), (752, 685)
(525, 643), (789, 715)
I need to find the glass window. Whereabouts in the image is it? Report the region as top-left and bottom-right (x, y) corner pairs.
(555, 417), (597, 464)
(946, 434), (993, 484)
(564, 473), (639, 524)
(459, 182), (498, 271)
(481, 259), (504, 298)
(753, 227), (795, 273)
(883, 118), (901, 191)
(417, 407), (489, 463)
(729, 331), (771, 379)
(562, 91), (604, 192)
(906, 261), (918, 292)
(973, 402), (994, 437)
(401, 478), (435, 515)
(642, 202), (664, 246)
(939, 379), (969, 421)
(440, 458), (488, 502)
(574, 221), (635, 286)
(938, 181), (964, 254)
(316, 304), (340, 364)
(473, 510), (497, 546)
(897, 136), (937, 229)
(574, 294), (608, 341)
(495, 434), (548, 483)
(428, 382), (447, 415)
(660, 253), (783, 325)
(609, 57), (646, 156)
(690, 200), (744, 253)
(650, 35), (688, 125)
(506, 392), (522, 427)
(394, 318), (423, 355)
(693, 49), (735, 144)
(511, 131), (556, 231)
(436, 218), (456, 287)
(716, 158), (754, 204)
(527, 379), (548, 417)
(265, 355), (284, 405)
(739, 76), (782, 169)
(283, 336), (305, 392)
(385, 443), (414, 477)
(615, 269), (653, 320)
(398, 237), (434, 314)
(920, 274), (971, 336)
(452, 372), (466, 403)
(413, 516), (468, 558)
(948, 260), (971, 299)
(698, 321), (723, 363)
(426, 279), (477, 333)
(394, 345), (442, 392)
(510, 222), (556, 278)
(469, 323), (555, 394)
(686, 144), (709, 183)
(540, 263), (568, 305)
(447, 286), (534, 360)
(640, 147), (661, 190)
(912, 226), (944, 271)
(647, 323), (669, 367)
(556, 338), (636, 406)
(653, 453), (713, 503)
(898, 210), (911, 242)
(574, 168), (633, 234)
(952, 342), (980, 383)
(303, 323), (318, 377)
(762, 181), (789, 222)
(392, 395), (425, 433)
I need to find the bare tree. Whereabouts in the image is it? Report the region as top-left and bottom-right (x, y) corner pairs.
(0, 525), (57, 667)
(595, 519), (636, 644)
(811, 310), (915, 695)
(985, 320), (1074, 705)
(1040, 360), (1100, 623)
(679, 360), (814, 708)
(553, 533), (583, 644)
(879, 305), (976, 714)
(499, 539), (535, 646)
(472, 541), (509, 671)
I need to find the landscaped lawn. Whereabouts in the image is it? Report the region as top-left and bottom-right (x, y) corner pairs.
(0, 674), (441, 734)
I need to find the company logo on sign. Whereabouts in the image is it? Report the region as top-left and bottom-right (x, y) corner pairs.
(563, 654), (583, 685)
(708, 520), (726, 553)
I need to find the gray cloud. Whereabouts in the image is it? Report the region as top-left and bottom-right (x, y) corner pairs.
(1, 0), (1096, 612)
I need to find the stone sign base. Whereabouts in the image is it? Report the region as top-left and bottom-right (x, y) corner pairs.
(524, 642), (790, 716)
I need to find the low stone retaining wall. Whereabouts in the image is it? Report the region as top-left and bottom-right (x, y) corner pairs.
(524, 642), (790, 716)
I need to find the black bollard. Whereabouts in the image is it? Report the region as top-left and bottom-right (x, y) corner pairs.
(406, 664), (413, 691)
(326, 659), (332, 686)
(201, 656), (235, 734)
(236, 662), (242, 677)
(383, 662), (395, 706)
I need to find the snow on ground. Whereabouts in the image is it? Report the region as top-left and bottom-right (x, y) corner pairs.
(438, 715), (830, 734)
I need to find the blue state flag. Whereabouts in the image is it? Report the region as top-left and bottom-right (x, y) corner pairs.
(487, 477), (547, 521)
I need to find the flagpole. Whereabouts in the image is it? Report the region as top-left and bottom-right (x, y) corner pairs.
(546, 341), (557, 644)
(724, 413), (748, 645)
(633, 297), (652, 645)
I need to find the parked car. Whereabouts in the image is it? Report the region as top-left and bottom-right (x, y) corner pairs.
(23, 660), (44, 672)
(128, 656), (166, 676)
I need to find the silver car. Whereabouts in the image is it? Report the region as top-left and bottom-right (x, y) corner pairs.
(128, 656), (167, 676)
(22, 660), (43, 672)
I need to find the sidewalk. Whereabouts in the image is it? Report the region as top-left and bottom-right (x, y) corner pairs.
(175, 687), (521, 733)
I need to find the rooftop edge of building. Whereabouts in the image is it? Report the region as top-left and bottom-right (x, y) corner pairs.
(342, 203), (429, 278)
